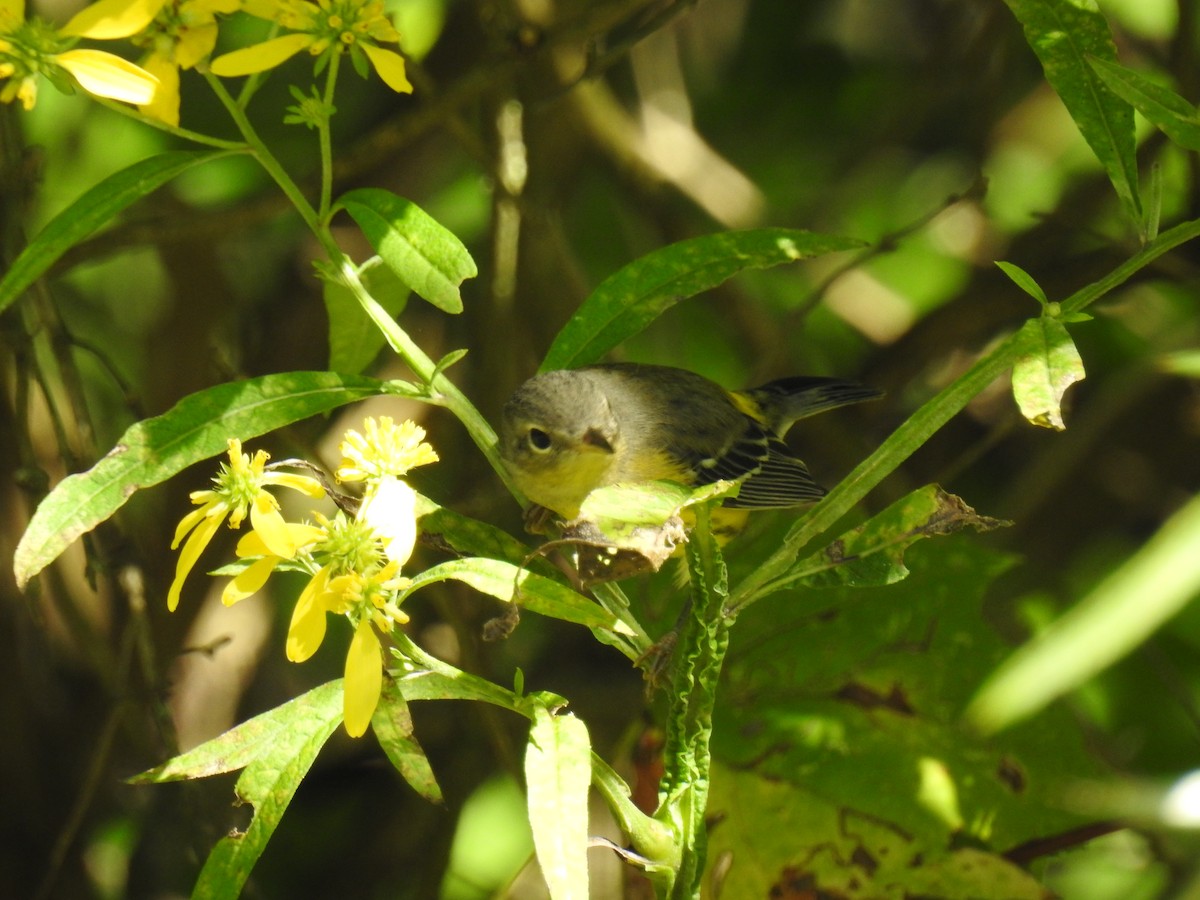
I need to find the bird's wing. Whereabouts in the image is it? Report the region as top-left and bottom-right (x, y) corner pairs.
(678, 417), (826, 509)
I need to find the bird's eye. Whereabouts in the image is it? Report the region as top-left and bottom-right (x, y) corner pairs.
(527, 428), (553, 452)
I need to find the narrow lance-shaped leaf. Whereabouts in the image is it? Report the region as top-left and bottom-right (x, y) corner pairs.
(0, 150), (241, 314)
(1001, 0), (1141, 222)
(785, 485), (1010, 590)
(160, 682), (344, 900)
(401, 558), (634, 634)
(1088, 56), (1200, 152)
(541, 229), (865, 371)
(335, 188), (477, 314)
(372, 678), (443, 804)
(525, 708), (592, 900)
(967, 489), (1200, 733)
(14, 372), (393, 588)
(1011, 317), (1085, 430)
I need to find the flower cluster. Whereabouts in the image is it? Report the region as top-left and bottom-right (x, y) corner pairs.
(1, 0), (158, 110)
(169, 418), (438, 737)
(2, 0), (411, 120)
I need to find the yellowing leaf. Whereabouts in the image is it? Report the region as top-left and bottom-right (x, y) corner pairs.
(1012, 317), (1085, 430)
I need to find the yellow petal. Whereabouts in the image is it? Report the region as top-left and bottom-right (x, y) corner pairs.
(222, 555), (279, 606)
(358, 476), (417, 566)
(264, 471), (326, 498)
(174, 21), (218, 70)
(166, 512), (223, 611)
(249, 491), (297, 559)
(361, 43), (412, 94)
(172, 503), (211, 548)
(210, 33), (313, 77)
(343, 620), (382, 737)
(61, 0), (166, 39)
(55, 49), (159, 105)
(286, 566), (330, 662)
(236, 522), (323, 558)
(138, 54), (178, 125)
(0, 0), (24, 30)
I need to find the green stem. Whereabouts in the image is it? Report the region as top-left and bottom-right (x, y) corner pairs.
(205, 73), (324, 237)
(727, 215), (1200, 615)
(317, 52), (340, 223)
(92, 97), (246, 149)
(206, 72), (507, 480)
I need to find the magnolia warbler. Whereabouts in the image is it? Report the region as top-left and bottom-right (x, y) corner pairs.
(499, 363), (881, 536)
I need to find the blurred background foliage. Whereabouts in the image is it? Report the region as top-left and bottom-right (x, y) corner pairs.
(2, 0), (1199, 897)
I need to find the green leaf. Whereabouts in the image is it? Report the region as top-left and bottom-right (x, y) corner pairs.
(323, 257), (410, 374)
(1088, 56), (1200, 151)
(0, 151), (238, 315)
(1160, 349), (1200, 377)
(401, 558), (632, 634)
(786, 485), (1010, 589)
(14, 372), (388, 588)
(130, 681), (344, 899)
(336, 188), (477, 314)
(1002, 0), (1141, 222)
(967, 489), (1200, 733)
(710, 538), (1103, 893)
(372, 677), (443, 804)
(995, 260), (1049, 307)
(413, 494), (562, 579)
(540, 229), (865, 371)
(525, 708), (591, 900)
(1011, 317), (1086, 430)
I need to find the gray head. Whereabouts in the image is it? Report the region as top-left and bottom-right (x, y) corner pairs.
(498, 369), (621, 515)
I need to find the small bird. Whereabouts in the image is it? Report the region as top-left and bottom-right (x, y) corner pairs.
(499, 363), (881, 531)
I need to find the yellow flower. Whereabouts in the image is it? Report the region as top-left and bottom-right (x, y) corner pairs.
(337, 416), (438, 483)
(167, 438), (325, 611)
(0, 0), (159, 109)
(124, 0), (238, 125)
(286, 561), (409, 737)
(221, 523), (325, 606)
(209, 0), (411, 94)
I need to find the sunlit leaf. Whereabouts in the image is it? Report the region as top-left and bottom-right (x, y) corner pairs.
(995, 260), (1049, 307)
(1011, 317), (1085, 430)
(0, 151), (239, 315)
(130, 681), (344, 899)
(785, 485), (1009, 589)
(373, 678), (443, 804)
(1088, 56), (1200, 151)
(14, 372), (392, 588)
(540, 229), (864, 371)
(525, 708), (591, 899)
(336, 188), (477, 314)
(1002, 0), (1141, 222)
(401, 558), (632, 634)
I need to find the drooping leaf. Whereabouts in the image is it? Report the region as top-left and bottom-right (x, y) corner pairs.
(336, 188), (477, 314)
(967, 489), (1200, 733)
(14, 372), (392, 588)
(1088, 56), (1200, 151)
(324, 257), (410, 373)
(373, 677), (443, 804)
(540, 229), (865, 371)
(525, 708), (592, 899)
(130, 681), (344, 899)
(0, 150), (239, 314)
(1002, 0), (1141, 222)
(1011, 316), (1086, 430)
(785, 485), (1010, 589)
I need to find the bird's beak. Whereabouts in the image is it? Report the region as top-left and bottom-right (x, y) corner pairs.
(581, 428), (615, 453)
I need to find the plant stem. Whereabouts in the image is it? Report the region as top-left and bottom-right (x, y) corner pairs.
(317, 53), (340, 223)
